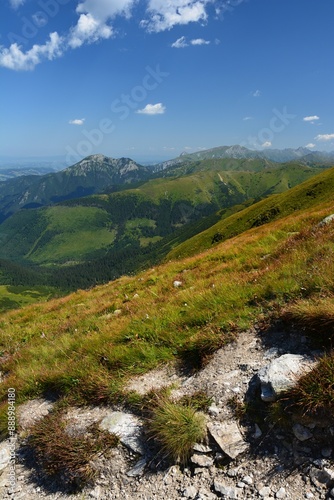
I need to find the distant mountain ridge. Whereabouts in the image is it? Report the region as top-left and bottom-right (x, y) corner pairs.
(155, 145), (334, 170)
(0, 155), (150, 221)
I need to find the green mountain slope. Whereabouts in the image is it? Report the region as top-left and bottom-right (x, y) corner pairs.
(167, 164), (334, 260)
(0, 160), (326, 268)
(1, 163), (334, 443)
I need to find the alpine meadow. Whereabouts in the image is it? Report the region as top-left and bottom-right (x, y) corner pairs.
(1, 1), (334, 498)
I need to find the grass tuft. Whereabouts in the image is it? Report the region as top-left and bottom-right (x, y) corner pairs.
(283, 298), (334, 348)
(285, 353), (334, 420)
(147, 396), (207, 463)
(28, 410), (119, 491)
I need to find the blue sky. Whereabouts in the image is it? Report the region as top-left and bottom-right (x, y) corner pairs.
(0, 0), (333, 164)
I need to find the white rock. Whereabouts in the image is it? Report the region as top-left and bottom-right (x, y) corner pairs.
(257, 354), (315, 402)
(193, 443), (212, 453)
(173, 280), (182, 288)
(126, 458), (147, 477)
(0, 443), (10, 472)
(99, 411), (144, 454)
(253, 424), (262, 439)
(191, 454), (214, 467)
(259, 486), (271, 497)
(242, 475), (253, 485)
(276, 487), (286, 498)
(319, 214), (334, 226)
(208, 421), (248, 459)
(183, 486), (198, 498)
(213, 480), (239, 498)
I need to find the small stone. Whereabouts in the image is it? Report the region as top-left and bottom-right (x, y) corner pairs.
(133, 293), (139, 299)
(319, 214), (334, 226)
(193, 443), (212, 453)
(183, 486), (198, 499)
(207, 421), (248, 459)
(113, 309), (122, 316)
(191, 454), (214, 467)
(292, 423), (313, 441)
(242, 475), (253, 485)
(89, 486), (102, 498)
(227, 468), (238, 477)
(0, 444), (10, 472)
(208, 404), (220, 416)
(237, 482), (245, 488)
(305, 493), (314, 499)
(276, 487), (286, 498)
(126, 458), (147, 477)
(99, 411), (144, 455)
(213, 480), (239, 499)
(253, 424), (262, 439)
(173, 280), (182, 288)
(321, 447), (332, 458)
(309, 466), (334, 488)
(259, 486), (271, 497)
(330, 488), (334, 498)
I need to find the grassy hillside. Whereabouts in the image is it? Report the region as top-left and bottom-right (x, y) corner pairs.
(167, 164), (334, 260)
(1, 167), (334, 437)
(0, 160), (326, 268)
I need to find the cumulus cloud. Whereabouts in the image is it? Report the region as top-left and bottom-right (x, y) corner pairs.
(315, 133), (334, 142)
(252, 89), (261, 97)
(306, 143), (316, 149)
(69, 118), (85, 125)
(243, 116), (253, 121)
(0, 32), (63, 71)
(1, 0), (218, 70)
(136, 103), (166, 115)
(142, 0), (211, 32)
(172, 36), (210, 48)
(68, 13), (113, 48)
(303, 115), (320, 123)
(76, 0), (135, 20)
(191, 38), (210, 45)
(261, 141), (272, 148)
(172, 36), (188, 48)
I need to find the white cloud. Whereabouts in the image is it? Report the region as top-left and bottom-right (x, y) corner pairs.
(10, 0), (25, 9)
(76, 0), (135, 20)
(306, 143), (316, 149)
(142, 0), (211, 32)
(252, 89), (261, 97)
(261, 141), (272, 148)
(68, 13), (113, 48)
(136, 103), (166, 115)
(0, 32), (63, 71)
(303, 115), (320, 122)
(69, 118), (85, 125)
(172, 36), (210, 48)
(191, 38), (210, 45)
(243, 116), (253, 121)
(315, 133), (334, 142)
(172, 36), (188, 48)
(1, 0), (217, 70)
